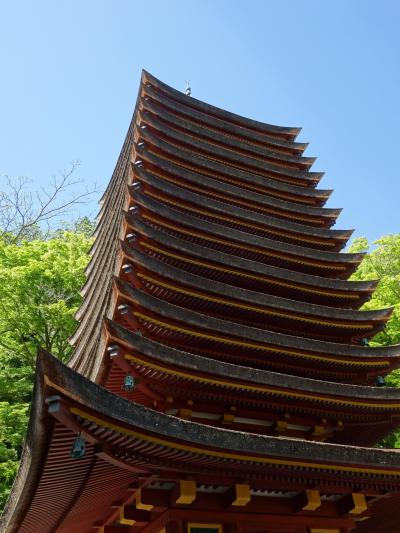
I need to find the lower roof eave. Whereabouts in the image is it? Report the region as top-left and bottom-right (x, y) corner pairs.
(5, 350), (400, 532)
(105, 318), (400, 403)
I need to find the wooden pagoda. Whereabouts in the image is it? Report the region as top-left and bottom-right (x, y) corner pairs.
(3, 71), (400, 533)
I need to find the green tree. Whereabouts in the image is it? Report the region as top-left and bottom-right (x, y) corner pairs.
(0, 230), (92, 509)
(349, 235), (400, 349)
(0, 232), (91, 366)
(349, 234), (400, 447)
(0, 403), (28, 508)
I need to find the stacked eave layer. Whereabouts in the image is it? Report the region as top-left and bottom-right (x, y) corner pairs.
(4, 352), (400, 532)
(6, 71), (400, 533)
(70, 70), (400, 388)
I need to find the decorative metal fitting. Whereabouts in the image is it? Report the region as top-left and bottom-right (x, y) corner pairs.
(131, 181), (141, 191)
(122, 263), (134, 274)
(129, 206), (139, 215)
(71, 435), (86, 459)
(123, 374), (136, 392)
(126, 233), (136, 243)
(107, 344), (119, 358)
(117, 304), (129, 315)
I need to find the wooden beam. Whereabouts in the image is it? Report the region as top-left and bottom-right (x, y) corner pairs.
(222, 413), (235, 426)
(136, 488), (154, 511)
(310, 529), (341, 533)
(338, 493), (368, 515)
(293, 490), (321, 512)
(167, 509), (355, 529)
(119, 506), (136, 526)
(224, 484), (251, 507)
(139, 510), (171, 533)
(137, 487), (169, 512)
(124, 505), (152, 525)
(173, 480), (197, 504)
(104, 527), (135, 533)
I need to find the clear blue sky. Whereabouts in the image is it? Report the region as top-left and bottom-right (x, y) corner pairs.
(1, 0), (399, 242)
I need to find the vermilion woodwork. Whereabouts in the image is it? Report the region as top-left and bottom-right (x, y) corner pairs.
(3, 71), (400, 533)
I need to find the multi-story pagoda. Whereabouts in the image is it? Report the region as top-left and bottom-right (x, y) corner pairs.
(3, 71), (400, 533)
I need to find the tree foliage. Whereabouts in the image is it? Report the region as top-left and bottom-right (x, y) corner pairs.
(349, 235), (400, 349)
(349, 234), (400, 447)
(0, 226), (399, 511)
(0, 229), (92, 510)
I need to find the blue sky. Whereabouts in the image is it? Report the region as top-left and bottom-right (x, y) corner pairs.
(1, 0), (399, 242)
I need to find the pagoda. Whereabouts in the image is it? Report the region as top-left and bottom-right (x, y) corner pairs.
(3, 71), (400, 533)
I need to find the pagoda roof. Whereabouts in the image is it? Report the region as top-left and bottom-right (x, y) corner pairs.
(135, 145), (338, 229)
(136, 142), (332, 208)
(132, 165), (351, 251)
(137, 126), (324, 194)
(139, 94), (316, 168)
(127, 217), (377, 306)
(133, 146), (341, 227)
(106, 318), (400, 405)
(131, 193), (363, 277)
(6, 71), (400, 532)
(104, 319), (400, 444)
(142, 70), (302, 142)
(122, 243), (390, 328)
(4, 350), (400, 532)
(138, 111), (323, 186)
(115, 280), (400, 379)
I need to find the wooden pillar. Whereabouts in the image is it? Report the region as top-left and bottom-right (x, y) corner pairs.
(166, 520), (183, 533)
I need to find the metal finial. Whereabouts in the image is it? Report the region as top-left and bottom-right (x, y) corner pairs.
(185, 80), (191, 96)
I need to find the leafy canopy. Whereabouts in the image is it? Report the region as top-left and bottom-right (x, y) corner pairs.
(349, 234), (400, 350)
(0, 230), (92, 510)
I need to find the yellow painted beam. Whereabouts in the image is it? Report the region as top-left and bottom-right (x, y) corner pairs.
(119, 506), (135, 526)
(222, 413), (235, 425)
(136, 488), (154, 511)
(349, 493), (368, 515)
(175, 480), (197, 504)
(303, 490), (321, 511)
(231, 484), (251, 506)
(311, 529), (340, 533)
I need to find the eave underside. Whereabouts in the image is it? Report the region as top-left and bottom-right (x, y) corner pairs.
(103, 319), (400, 445)
(4, 351), (400, 533)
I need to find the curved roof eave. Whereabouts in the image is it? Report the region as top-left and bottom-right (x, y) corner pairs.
(132, 166), (352, 241)
(138, 127), (323, 188)
(139, 111), (320, 183)
(123, 245), (392, 323)
(133, 192), (363, 265)
(106, 319), (400, 401)
(129, 216), (378, 294)
(140, 96), (316, 168)
(141, 82), (308, 152)
(116, 280), (400, 360)
(6, 350), (400, 532)
(135, 145), (332, 205)
(142, 70), (302, 139)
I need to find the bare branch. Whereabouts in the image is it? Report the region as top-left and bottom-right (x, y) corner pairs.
(0, 161), (98, 243)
